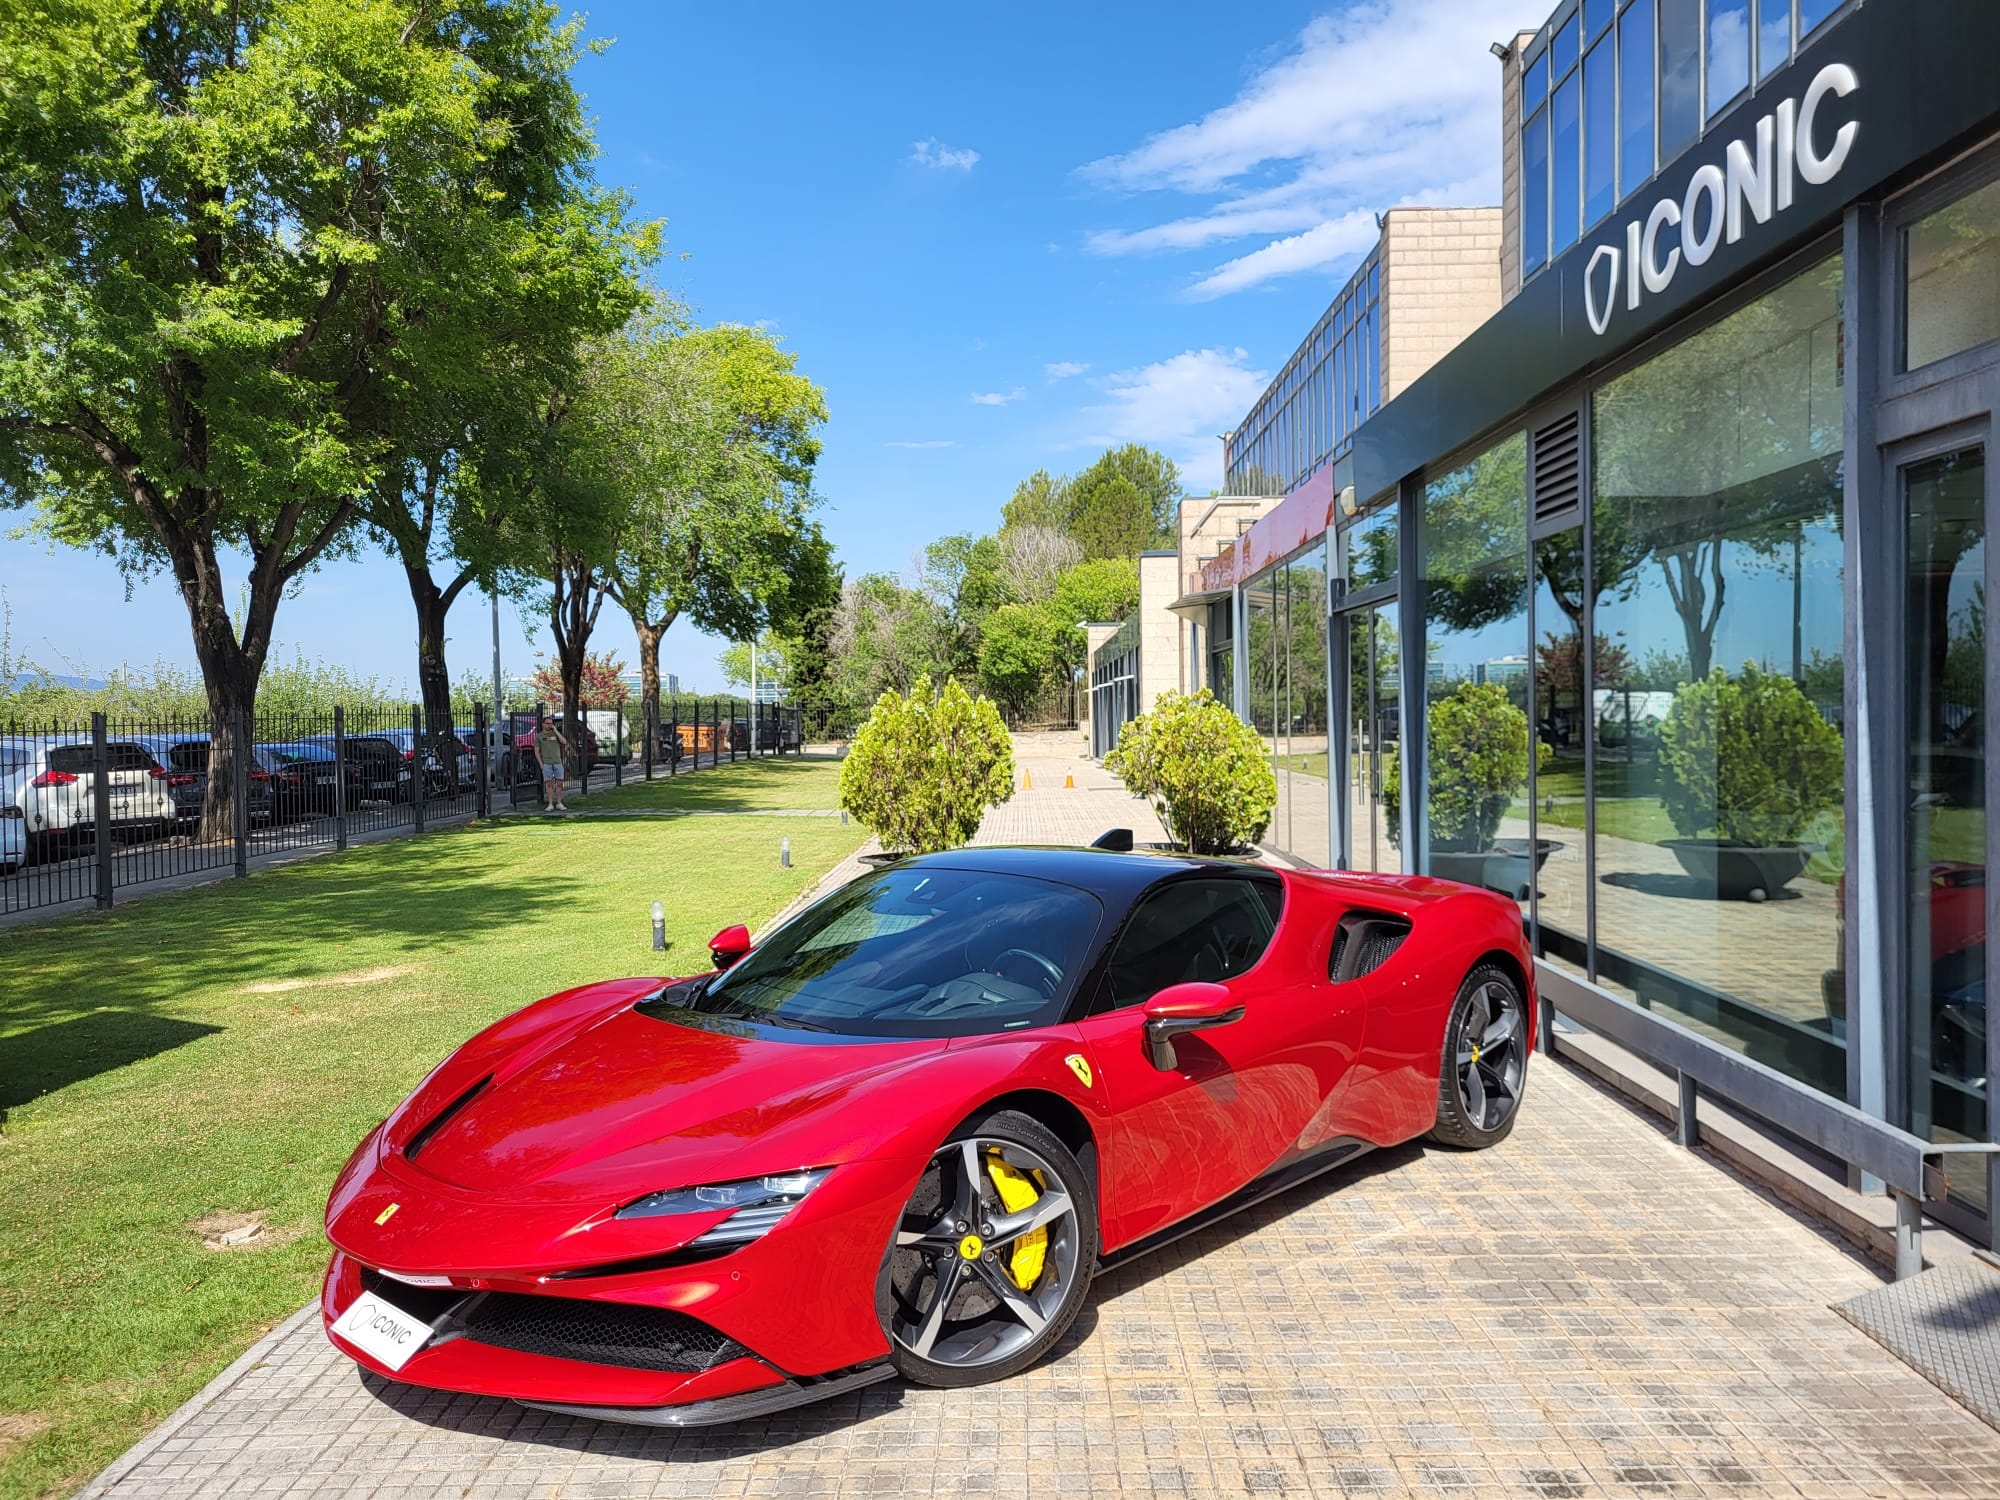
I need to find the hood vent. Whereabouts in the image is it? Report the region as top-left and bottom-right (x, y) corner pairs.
(1329, 911), (1412, 983)
(403, 1074), (492, 1160)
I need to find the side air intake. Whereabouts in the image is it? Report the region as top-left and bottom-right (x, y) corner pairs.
(1329, 911), (1412, 983)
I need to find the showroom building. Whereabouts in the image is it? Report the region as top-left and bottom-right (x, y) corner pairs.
(1098, 0), (2000, 1244)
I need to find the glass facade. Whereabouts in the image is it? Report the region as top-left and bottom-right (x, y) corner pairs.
(1224, 257), (1382, 497)
(1417, 435), (1531, 911)
(1519, 0), (1852, 281)
(1904, 174), (2000, 373)
(1590, 253), (1846, 1096)
(1245, 548), (1333, 866)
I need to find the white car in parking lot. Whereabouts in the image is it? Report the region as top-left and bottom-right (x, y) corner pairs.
(0, 746), (25, 873)
(0, 735), (176, 855)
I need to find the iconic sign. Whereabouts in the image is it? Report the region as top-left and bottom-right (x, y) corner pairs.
(1584, 62), (1859, 337)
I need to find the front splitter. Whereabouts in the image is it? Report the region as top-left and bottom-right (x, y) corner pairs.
(517, 1360), (897, 1427)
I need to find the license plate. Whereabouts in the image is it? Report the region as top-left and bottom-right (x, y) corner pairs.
(314, 774), (333, 786)
(333, 1291), (435, 1371)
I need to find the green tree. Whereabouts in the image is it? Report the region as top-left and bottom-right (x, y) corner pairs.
(1049, 556), (1140, 672)
(1657, 665), (1843, 845)
(838, 675), (1014, 854)
(1001, 469), (1074, 534)
(977, 604), (1061, 717)
(829, 573), (948, 702)
(0, 0), (654, 834)
(1066, 444), (1182, 558)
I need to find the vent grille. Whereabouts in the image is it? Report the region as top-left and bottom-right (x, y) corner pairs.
(1329, 910), (1412, 983)
(1529, 409), (1582, 530)
(458, 1292), (747, 1373)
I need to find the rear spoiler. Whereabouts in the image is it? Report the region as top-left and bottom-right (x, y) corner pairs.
(1089, 828), (1134, 852)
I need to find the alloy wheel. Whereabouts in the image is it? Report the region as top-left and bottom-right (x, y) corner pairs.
(887, 1135), (1082, 1370)
(1456, 979), (1525, 1131)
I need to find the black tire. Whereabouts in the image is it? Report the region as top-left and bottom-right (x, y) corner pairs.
(879, 1109), (1096, 1389)
(1428, 963), (1530, 1149)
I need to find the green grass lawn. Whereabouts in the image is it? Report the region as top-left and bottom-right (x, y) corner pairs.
(0, 783), (866, 1500)
(582, 753), (843, 812)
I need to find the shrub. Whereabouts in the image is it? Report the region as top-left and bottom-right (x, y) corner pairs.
(1383, 680), (1545, 851)
(838, 675), (1014, 854)
(1657, 665), (1843, 845)
(1106, 689), (1275, 855)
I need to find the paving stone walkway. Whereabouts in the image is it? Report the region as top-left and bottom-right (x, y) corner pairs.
(76, 729), (2000, 1499)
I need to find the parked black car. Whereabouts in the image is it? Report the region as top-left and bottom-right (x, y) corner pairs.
(135, 735), (277, 826)
(261, 741), (349, 816)
(297, 734), (411, 803)
(373, 728), (467, 795)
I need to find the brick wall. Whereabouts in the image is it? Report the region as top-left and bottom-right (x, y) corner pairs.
(1378, 207), (1504, 403)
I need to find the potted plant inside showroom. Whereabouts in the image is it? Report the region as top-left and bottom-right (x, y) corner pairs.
(838, 674), (1014, 859)
(1384, 680), (1555, 897)
(1656, 664), (1843, 901)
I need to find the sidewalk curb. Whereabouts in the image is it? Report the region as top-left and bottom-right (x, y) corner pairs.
(78, 1301), (321, 1498)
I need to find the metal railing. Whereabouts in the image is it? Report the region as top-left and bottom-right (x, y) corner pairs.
(1535, 962), (1999, 1277)
(0, 693), (817, 918)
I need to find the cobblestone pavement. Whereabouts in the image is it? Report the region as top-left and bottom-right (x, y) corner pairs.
(78, 730), (2000, 1498)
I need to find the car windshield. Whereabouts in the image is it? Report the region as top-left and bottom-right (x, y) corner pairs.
(683, 866), (1104, 1038)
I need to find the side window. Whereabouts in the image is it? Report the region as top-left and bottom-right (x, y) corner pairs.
(47, 745), (91, 775)
(107, 743), (159, 772)
(1096, 878), (1280, 1012)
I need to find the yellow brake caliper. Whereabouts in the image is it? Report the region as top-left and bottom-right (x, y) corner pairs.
(984, 1153), (1048, 1291)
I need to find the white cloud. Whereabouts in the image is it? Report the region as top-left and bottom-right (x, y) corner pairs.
(884, 440), (956, 449)
(1044, 361), (1090, 380)
(911, 137), (981, 171)
(970, 388), (1025, 406)
(1080, 1), (1517, 296)
(1075, 348), (1270, 490)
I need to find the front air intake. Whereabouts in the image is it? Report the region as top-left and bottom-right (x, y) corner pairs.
(457, 1292), (747, 1373)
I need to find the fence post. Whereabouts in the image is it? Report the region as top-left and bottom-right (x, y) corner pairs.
(232, 709), (251, 877)
(333, 706), (349, 851)
(508, 702), (521, 809)
(614, 708), (624, 788)
(533, 700), (547, 806)
(475, 702), (490, 819)
(668, 699), (679, 777)
(91, 711), (113, 908)
(575, 699), (587, 802)
(410, 704), (426, 834)
(642, 695), (653, 781)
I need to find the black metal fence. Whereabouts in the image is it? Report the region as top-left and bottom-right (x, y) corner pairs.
(0, 693), (817, 917)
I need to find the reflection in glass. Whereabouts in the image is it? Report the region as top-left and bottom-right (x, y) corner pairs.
(1798, 0), (1840, 36)
(1757, 0), (1789, 80)
(1524, 108), (1550, 275)
(1619, 0), (1657, 201)
(1271, 548), (1331, 867)
(1584, 40), (1616, 229)
(1345, 604), (1401, 875)
(1551, 15), (1579, 78)
(1533, 530), (1590, 965)
(1339, 505), (1399, 592)
(1553, 75), (1582, 257)
(1411, 435), (1533, 907)
(1904, 448), (1988, 1214)
(1591, 253), (1846, 1097)
(1658, 0), (1701, 159)
(1905, 177), (2000, 373)
(1207, 598), (1235, 711)
(1706, 0), (1750, 117)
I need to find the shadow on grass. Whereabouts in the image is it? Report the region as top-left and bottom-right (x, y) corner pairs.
(0, 1010), (224, 1124)
(0, 822), (593, 1035)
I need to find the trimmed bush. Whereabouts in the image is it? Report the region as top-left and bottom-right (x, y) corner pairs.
(838, 675), (1014, 854)
(1657, 664), (1843, 845)
(1383, 680), (1545, 851)
(1106, 689), (1275, 855)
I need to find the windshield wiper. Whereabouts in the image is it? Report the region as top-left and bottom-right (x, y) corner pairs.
(757, 1012), (833, 1033)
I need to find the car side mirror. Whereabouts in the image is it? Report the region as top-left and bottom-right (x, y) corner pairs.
(709, 923), (752, 971)
(1141, 982), (1244, 1071)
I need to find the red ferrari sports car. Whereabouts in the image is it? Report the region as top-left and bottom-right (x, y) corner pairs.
(323, 842), (1534, 1424)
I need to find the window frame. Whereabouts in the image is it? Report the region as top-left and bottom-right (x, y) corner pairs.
(1883, 140), (2000, 396)
(1086, 872), (1285, 1016)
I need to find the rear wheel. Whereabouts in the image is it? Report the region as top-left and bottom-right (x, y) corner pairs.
(879, 1110), (1095, 1388)
(1428, 964), (1529, 1149)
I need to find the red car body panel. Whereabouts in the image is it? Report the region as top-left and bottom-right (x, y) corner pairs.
(323, 851), (1533, 1417)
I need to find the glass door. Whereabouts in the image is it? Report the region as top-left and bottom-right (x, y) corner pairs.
(1902, 442), (1990, 1219)
(1342, 602), (1401, 874)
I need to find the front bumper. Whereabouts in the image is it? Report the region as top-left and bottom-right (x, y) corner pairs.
(321, 1154), (923, 1419)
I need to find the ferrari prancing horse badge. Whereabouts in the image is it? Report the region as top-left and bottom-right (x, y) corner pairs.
(1064, 1054), (1093, 1088)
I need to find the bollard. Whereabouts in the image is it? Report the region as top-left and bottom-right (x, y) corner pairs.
(651, 900), (666, 951)
(840, 809), (848, 825)
(780, 836), (791, 869)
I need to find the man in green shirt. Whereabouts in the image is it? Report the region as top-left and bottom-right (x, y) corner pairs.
(533, 715), (571, 812)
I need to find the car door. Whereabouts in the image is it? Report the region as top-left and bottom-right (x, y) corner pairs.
(1073, 874), (1364, 1246)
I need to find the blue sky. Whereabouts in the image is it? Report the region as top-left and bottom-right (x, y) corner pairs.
(3, 0), (1523, 696)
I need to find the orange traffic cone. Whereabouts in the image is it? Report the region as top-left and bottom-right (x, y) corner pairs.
(1064, 773), (1075, 788)
(1023, 772), (1033, 790)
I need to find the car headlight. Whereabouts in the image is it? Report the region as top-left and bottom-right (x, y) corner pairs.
(615, 1168), (832, 1248)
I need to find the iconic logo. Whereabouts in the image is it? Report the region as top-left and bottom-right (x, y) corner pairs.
(374, 1203), (400, 1226)
(958, 1233), (984, 1260)
(1584, 62), (1858, 337)
(1064, 1053), (1094, 1088)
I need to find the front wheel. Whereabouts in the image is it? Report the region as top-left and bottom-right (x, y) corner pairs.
(879, 1110), (1095, 1388)
(1428, 964), (1530, 1149)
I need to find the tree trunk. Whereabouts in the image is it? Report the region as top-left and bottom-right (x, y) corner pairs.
(627, 606), (678, 774)
(179, 549), (267, 844)
(399, 555), (470, 773)
(549, 550), (605, 776)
